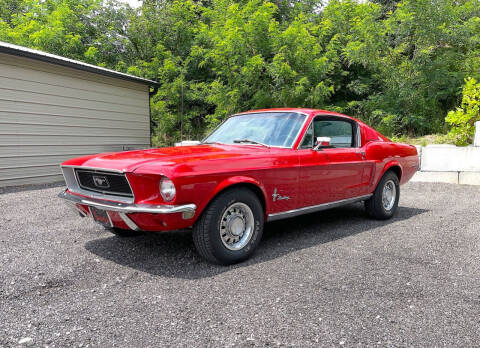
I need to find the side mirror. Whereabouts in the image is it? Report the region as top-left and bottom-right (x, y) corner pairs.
(313, 137), (331, 150)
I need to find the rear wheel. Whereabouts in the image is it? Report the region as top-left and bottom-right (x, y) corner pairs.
(193, 188), (264, 265)
(365, 171), (400, 220)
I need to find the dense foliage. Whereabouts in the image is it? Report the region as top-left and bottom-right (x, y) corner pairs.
(1, 0), (479, 145)
(446, 77), (480, 145)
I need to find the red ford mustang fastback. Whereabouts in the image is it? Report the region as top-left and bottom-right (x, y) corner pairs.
(59, 108), (419, 264)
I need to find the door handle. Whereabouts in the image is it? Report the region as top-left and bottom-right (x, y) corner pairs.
(359, 151), (366, 160)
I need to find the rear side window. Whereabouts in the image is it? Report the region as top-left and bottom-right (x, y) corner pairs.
(314, 119), (353, 148)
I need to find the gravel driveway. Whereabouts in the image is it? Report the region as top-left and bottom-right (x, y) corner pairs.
(1, 182), (479, 347)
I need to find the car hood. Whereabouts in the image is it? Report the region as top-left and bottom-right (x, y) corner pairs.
(62, 144), (271, 173)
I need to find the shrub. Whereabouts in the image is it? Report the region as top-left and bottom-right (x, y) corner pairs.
(446, 77), (480, 146)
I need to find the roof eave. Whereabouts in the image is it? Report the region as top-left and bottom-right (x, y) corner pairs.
(0, 41), (160, 87)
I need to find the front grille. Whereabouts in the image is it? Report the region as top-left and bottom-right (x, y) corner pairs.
(75, 169), (133, 197)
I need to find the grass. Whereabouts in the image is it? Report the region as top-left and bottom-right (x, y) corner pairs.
(390, 134), (455, 147)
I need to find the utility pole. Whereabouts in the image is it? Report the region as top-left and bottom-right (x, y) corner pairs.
(180, 80), (184, 141)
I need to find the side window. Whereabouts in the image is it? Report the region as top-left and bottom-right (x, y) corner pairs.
(313, 119), (354, 148)
(299, 122), (314, 149)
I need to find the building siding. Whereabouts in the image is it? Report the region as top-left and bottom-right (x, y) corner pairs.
(0, 52), (151, 186)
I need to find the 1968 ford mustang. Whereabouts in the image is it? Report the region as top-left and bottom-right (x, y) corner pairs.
(59, 108), (419, 264)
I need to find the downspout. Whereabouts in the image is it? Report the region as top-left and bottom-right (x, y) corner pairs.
(149, 86), (158, 148)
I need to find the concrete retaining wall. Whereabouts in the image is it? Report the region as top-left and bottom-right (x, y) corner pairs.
(420, 145), (480, 172)
(411, 124), (480, 185)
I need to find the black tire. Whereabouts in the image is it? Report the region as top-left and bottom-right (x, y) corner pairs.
(193, 188), (264, 265)
(365, 171), (400, 220)
(106, 227), (139, 237)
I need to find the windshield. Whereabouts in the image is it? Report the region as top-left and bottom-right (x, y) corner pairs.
(203, 112), (306, 148)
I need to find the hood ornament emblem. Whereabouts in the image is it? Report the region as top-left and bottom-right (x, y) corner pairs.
(92, 175), (110, 189)
(272, 188), (290, 202)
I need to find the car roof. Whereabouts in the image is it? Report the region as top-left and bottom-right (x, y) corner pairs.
(239, 108), (353, 119)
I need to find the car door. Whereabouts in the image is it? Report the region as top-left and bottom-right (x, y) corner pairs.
(297, 120), (335, 207)
(297, 115), (373, 206)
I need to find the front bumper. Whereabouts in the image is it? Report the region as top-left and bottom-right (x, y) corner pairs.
(58, 189), (197, 231)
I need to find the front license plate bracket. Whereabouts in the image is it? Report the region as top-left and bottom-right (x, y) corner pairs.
(89, 206), (113, 228)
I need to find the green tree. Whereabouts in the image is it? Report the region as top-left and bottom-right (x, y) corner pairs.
(343, 0), (480, 136)
(2, 0), (480, 144)
(0, 0), (99, 60)
(446, 77), (480, 145)
(197, 0), (335, 129)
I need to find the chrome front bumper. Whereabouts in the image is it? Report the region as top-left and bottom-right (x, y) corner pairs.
(58, 189), (197, 230)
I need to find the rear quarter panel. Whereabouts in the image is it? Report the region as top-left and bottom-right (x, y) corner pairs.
(365, 141), (419, 189)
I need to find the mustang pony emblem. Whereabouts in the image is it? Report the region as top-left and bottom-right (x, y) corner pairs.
(92, 175), (110, 189)
(272, 188), (290, 202)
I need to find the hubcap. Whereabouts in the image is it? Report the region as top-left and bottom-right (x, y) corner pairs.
(382, 180), (397, 211)
(219, 202), (254, 251)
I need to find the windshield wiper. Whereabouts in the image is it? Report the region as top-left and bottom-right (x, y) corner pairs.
(233, 139), (270, 148)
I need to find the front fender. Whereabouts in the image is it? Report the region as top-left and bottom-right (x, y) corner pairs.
(196, 176), (269, 218)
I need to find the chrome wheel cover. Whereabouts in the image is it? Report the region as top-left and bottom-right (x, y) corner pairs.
(219, 202), (255, 251)
(382, 179), (397, 211)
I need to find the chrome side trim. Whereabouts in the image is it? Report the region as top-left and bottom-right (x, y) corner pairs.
(118, 212), (140, 231)
(234, 110), (309, 117)
(356, 125), (362, 147)
(292, 111), (311, 149)
(58, 189), (197, 216)
(267, 194), (373, 222)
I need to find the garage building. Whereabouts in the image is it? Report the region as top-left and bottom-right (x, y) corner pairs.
(0, 41), (158, 187)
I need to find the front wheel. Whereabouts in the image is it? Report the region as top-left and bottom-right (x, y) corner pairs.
(365, 171), (400, 220)
(193, 188), (264, 265)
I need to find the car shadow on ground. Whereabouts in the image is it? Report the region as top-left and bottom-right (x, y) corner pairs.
(84, 204), (428, 280)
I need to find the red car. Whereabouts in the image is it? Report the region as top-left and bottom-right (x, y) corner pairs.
(59, 108), (419, 264)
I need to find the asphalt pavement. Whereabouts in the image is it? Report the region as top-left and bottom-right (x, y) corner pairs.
(1, 182), (479, 347)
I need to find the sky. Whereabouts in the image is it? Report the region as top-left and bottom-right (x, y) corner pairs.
(122, 0), (142, 8)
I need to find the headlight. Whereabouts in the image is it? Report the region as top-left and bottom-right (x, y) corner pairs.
(159, 177), (176, 201)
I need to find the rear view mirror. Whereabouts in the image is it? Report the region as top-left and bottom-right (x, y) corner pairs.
(313, 137), (331, 150)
